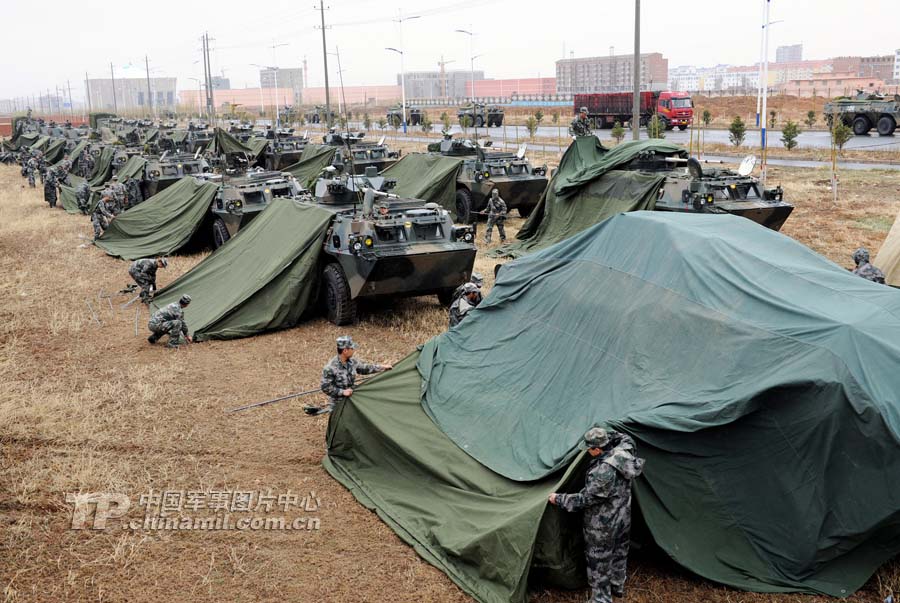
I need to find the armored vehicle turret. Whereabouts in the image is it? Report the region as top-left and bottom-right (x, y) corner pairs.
(323, 131), (400, 174)
(263, 128), (309, 170)
(144, 152), (213, 197)
(209, 169), (303, 248)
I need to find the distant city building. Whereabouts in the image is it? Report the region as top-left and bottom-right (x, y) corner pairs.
(467, 78), (557, 98)
(402, 70), (483, 100)
(260, 68), (303, 104)
(210, 76), (231, 90)
(858, 55), (895, 82)
(894, 49), (900, 83)
(776, 44), (803, 63)
(86, 77), (177, 111)
(555, 52), (668, 94)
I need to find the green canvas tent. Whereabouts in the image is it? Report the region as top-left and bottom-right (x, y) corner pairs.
(492, 138), (685, 259)
(114, 155), (147, 182)
(30, 135), (50, 152)
(54, 140), (89, 169)
(382, 153), (463, 212)
(150, 199), (333, 341)
(245, 136), (269, 160)
(93, 177), (219, 260)
(59, 177), (92, 215)
(283, 144), (337, 188)
(42, 138), (68, 164)
(208, 127), (255, 157)
(88, 146), (116, 187)
(327, 212), (900, 602)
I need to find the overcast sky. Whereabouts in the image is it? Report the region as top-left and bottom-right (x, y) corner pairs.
(1, 0), (896, 101)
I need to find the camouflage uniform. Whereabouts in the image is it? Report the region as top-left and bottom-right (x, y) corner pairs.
(26, 157), (37, 187)
(109, 181), (127, 210)
(448, 294), (477, 328)
(556, 430), (645, 603)
(43, 169), (58, 208)
(852, 247), (886, 284)
(570, 114), (592, 137)
(320, 354), (385, 410)
(484, 191), (507, 244)
(81, 153), (95, 179)
(75, 181), (92, 214)
(91, 197), (116, 239)
(57, 158), (72, 185)
(129, 258), (160, 302)
(148, 301), (189, 347)
(125, 177), (143, 207)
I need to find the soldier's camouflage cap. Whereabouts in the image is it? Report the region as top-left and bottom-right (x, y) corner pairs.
(179, 294), (192, 305)
(336, 335), (358, 350)
(462, 282), (479, 294)
(578, 427), (610, 450)
(470, 272), (484, 287)
(158, 257), (169, 268)
(579, 106), (588, 114)
(853, 247), (870, 265)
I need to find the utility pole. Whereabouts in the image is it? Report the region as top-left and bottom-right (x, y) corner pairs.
(317, 0), (332, 127)
(760, 0), (771, 189)
(204, 33), (216, 122)
(67, 80), (73, 117)
(200, 35), (209, 120)
(145, 55), (153, 117)
(110, 62), (118, 113)
(85, 72), (92, 113)
(631, 0), (641, 140)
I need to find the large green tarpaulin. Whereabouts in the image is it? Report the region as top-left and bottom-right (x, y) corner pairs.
(30, 135), (50, 152)
(89, 146), (116, 187)
(245, 136), (269, 159)
(283, 144), (337, 188)
(115, 155), (147, 182)
(59, 178), (91, 215)
(327, 212), (900, 602)
(208, 127), (255, 157)
(55, 140), (89, 169)
(382, 153), (463, 211)
(5, 132), (38, 151)
(93, 177), (219, 260)
(492, 138), (684, 259)
(151, 199), (333, 341)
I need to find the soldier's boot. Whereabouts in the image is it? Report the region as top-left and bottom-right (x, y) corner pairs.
(610, 585), (625, 598)
(148, 334), (160, 344)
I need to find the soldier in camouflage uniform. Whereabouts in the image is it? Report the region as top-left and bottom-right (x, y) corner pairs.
(75, 180), (92, 215)
(449, 282), (480, 328)
(43, 168), (58, 208)
(81, 152), (95, 179)
(451, 272), (484, 306)
(56, 155), (72, 185)
(35, 152), (45, 184)
(570, 107), (592, 137)
(148, 294), (193, 348)
(125, 176), (143, 208)
(319, 336), (392, 411)
(26, 156), (37, 187)
(108, 175), (127, 210)
(91, 195), (117, 239)
(549, 428), (645, 603)
(129, 257), (168, 303)
(851, 247), (886, 284)
(484, 188), (507, 244)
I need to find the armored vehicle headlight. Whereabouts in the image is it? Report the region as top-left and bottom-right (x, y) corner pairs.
(404, 221), (412, 228)
(484, 171), (490, 179)
(353, 241), (363, 252)
(177, 164), (182, 168)
(706, 194), (714, 204)
(364, 236), (374, 248)
(463, 231), (474, 243)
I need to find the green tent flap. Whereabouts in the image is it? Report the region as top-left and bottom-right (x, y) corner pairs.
(245, 136), (269, 159)
(59, 178), (93, 215)
(30, 135), (50, 152)
(150, 199), (333, 341)
(142, 127), (159, 144)
(283, 144), (337, 188)
(89, 146), (116, 187)
(406, 211), (900, 597)
(325, 352), (587, 603)
(55, 140), (89, 169)
(382, 153), (463, 212)
(43, 138), (67, 164)
(93, 177), (219, 260)
(114, 155), (147, 182)
(209, 127), (255, 157)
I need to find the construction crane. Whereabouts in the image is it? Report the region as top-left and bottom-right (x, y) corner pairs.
(438, 56), (455, 99)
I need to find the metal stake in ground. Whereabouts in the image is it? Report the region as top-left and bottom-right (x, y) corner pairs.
(85, 300), (101, 326)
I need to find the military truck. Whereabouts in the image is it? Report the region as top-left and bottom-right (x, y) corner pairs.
(457, 103), (504, 128)
(301, 166), (477, 325)
(145, 152), (213, 197)
(263, 128), (309, 170)
(427, 135), (548, 222)
(386, 104), (423, 127)
(304, 105), (335, 125)
(636, 154), (793, 231)
(209, 169), (304, 248)
(823, 92), (900, 136)
(323, 131), (400, 174)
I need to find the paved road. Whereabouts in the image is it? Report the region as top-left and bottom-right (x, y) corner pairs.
(305, 124), (900, 171)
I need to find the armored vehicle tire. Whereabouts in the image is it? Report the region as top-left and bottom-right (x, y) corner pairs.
(678, 125), (688, 131)
(322, 263), (357, 326)
(455, 189), (473, 224)
(437, 288), (456, 307)
(518, 205), (534, 218)
(475, 116), (484, 128)
(852, 116), (871, 135)
(212, 218), (231, 249)
(877, 116), (896, 136)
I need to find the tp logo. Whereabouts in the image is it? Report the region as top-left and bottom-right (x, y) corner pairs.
(65, 493), (131, 529)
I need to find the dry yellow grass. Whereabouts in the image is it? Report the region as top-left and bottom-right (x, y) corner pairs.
(0, 163), (897, 603)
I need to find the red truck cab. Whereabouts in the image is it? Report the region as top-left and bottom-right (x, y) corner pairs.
(657, 91), (693, 130)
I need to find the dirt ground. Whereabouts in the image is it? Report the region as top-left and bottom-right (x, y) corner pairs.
(1, 161), (898, 603)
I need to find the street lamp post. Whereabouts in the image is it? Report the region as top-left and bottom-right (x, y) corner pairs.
(389, 12), (420, 134)
(188, 78), (203, 119)
(761, 0), (772, 189)
(270, 41), (288, 129)
(455, 28), (476, 104)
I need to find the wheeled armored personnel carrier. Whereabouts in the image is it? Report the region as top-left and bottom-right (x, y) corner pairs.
(823, 92), (900, 136)
(386, 104), (423, 127)
(636, 153), (793, 231)
(304, 105), (335, 125)
(144, 152), (213, 197)
(209, 169), (303, 248)
(263, 128), (309, 170)
(457, 103), (504, 128)
(323, 131), (400, 174)
(300, 166), (477, 325)
(428, 135), (548, 222)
